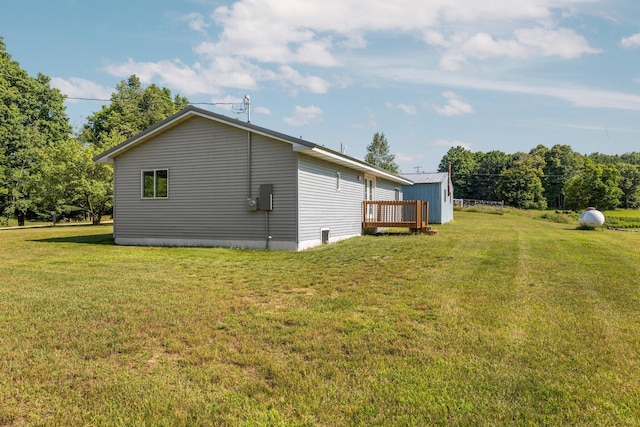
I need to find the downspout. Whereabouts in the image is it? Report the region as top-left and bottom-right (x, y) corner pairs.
(247, 131), (252, 199)
(265, 211), (270, 250)
(247, 130), (270, 249)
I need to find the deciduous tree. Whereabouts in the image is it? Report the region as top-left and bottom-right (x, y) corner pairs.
(75, 76), (189, 223)
(0, 37), (71, 225)
(540, 144), (583, 209)
(617, 163), (640, 209)
(564, 159), (622, 210)
(473, 150), (510, 201)
(496, 156), (547, 209)
(438, 146), (477, 199)
(80, 75), (189, 148)
(30, 135), (116, 224)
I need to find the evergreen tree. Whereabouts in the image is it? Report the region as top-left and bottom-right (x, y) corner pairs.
(365, 132), (399, 173)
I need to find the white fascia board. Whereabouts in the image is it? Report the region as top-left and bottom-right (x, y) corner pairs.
(295, 146), (413, 185)
(95, 109), (313, 164)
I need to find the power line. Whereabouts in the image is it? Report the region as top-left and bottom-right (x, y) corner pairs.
(66, 97), (111, 102)
(2, 72), (248, 111)
(65, 97), (242, 106)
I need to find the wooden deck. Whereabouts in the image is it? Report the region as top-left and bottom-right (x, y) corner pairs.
(363, 200), (437, 234)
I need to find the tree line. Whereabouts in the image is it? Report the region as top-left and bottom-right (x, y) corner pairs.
(2, 35), (638, 226)
(437, 145), (640, 210)
(1, 38), (188, 225)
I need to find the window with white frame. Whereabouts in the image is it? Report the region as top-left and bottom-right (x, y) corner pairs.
(142, 169), (168, 198)
(336, 172), (341, 191)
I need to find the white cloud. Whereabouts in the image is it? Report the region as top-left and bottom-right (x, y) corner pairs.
(378, 67), (640, 112)
(437, 27), (601, 70)
(102, 0), (604, 100)
(439, 53), (467, 71)
(433, 91), (474, 116)
(205, 2), (341, 67)
(253, 106), (271, 115)
(395, 152), (426, 171)
(386, 102), (417, 115)
(352, 109), (378, 129)
(395, 152), (424, 163)
(277, 66), (331, 94)
(434, 140), (473, 150)
(50, 77), (112, 102)
(197, 94), (247, 112)
(181, 12), (210, 35)
(203, 0), (600, 71)
(104, 57), (262, 95)
(424, 30), (449, 47)
(514, 27), (601, 59)
(620, 33), (640, 49)
(284, 105), (324, 126)
(104, 58), (329, 98)
(340, 31), (367, 49)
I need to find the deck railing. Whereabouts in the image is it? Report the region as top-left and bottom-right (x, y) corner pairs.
(363, 200), (430, 233)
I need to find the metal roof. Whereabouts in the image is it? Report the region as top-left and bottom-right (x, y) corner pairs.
(93, 105), (412, 185)
(400, 172), (449, 184)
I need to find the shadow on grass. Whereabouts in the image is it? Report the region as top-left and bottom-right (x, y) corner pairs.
(33, 233), (115, 245)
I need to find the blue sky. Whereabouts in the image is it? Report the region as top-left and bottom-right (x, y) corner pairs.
(2, 0), (639, 172)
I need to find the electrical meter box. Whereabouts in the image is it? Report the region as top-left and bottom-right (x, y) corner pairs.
(258, 184), (273, 211)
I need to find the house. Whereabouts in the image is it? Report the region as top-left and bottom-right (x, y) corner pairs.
(400, 172), (454, 224)
(94, 106), (413, 250)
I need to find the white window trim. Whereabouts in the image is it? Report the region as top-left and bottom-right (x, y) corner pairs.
(364, 174), (376, 200)
(141, 169), (169, 199)
(336, 172), (341, 191)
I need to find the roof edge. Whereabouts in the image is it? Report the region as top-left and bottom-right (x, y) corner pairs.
(92, 106), (412, 186)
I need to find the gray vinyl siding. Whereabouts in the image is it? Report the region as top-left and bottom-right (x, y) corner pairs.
(248, 132), (298, 243)
(297, 155), (363, 244)
(375, 178), (402, 201)
(113, 116), (297, 246)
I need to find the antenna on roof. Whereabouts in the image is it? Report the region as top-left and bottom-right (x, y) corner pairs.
(413, 166), (423, 173)
(244, 95), (251, 123)
(230, 95), (251, 123)
(341, 143), (347, 154)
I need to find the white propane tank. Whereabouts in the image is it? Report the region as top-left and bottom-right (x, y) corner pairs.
(578, 208), (605, 228)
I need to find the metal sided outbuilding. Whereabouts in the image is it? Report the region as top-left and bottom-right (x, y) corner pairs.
(401, 172), (454, 224)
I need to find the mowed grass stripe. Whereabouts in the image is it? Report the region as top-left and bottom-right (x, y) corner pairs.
(0, 212), (639, 426)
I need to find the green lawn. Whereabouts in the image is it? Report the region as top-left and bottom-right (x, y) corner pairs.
(602, 209), (640, 228)
(604, 209), (640, 218)
(1, 212), (639, 426)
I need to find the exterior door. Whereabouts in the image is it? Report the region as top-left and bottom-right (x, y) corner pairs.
(364, 175), (375, 220)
